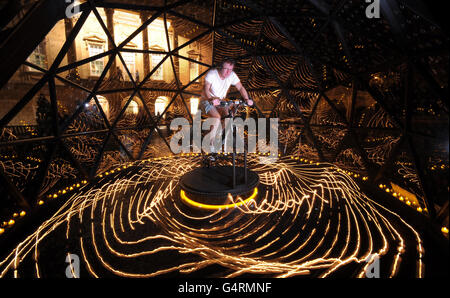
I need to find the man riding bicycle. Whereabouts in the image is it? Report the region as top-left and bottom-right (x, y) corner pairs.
(200, 58), (253, 153)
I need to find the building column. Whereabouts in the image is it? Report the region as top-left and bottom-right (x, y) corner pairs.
(64, 18), (78, 77)
(105, 8), (117, 76)
(172, 29), (180, 79)
(140, 12), (150, 77)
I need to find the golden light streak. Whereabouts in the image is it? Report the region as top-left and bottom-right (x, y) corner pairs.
(0, 155), (427, 278)
(180, 188), (258, 210)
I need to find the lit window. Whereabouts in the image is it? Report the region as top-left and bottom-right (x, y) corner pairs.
(88, 43), (105, 76)
(190, 97), (199, 115)
(155, 96), (168, 118)
(126, 100), (139, 115)
(121, 51), (136, 81)
(28, 43), (47, 70)
(151, 54), (164, 80)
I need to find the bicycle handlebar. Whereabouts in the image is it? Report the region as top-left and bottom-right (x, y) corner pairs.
(218, 99), (250, 107)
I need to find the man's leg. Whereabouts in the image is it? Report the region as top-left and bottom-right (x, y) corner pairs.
(216, 106), (234, 152)
(216, 106), (230, 129)
(206, 107), (221, 151)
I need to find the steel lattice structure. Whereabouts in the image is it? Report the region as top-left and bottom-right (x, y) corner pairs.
(0, 0), (448, 233)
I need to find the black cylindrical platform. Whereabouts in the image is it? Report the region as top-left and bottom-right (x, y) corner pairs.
(179, 166), (259, 208)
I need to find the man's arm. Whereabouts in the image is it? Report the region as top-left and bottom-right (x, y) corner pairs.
(202, 81), (221, 106)
(235, 82), (253, 105)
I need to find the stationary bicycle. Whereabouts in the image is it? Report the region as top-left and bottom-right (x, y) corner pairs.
(179, 97), (259, 210)
(202, 97), (250, 166)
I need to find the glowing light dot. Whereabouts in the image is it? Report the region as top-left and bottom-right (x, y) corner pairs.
(442, 227), (449, 234)
(38, 200), (44, 205)
(0, 228), (4, 235)
(8, 219), (15, 226)
(20, 211), (26, 217)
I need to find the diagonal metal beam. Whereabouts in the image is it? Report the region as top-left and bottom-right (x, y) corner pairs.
(0, 0), (73, 89)
(58, 52), (117, 136)
(412, 61), (449, 112)
(379, 0), (447, 112)
(89, 131), (111, 178)
(0, 9), (90, 130)
(57, 138), (90, 180)
(211, 0), (217, 65)
(0, 74), (49, 130)
(47, 77), (59, 138)
(0, 167), (31, 210)
(349, 78), (358, 127)
(56, 51), (112, 74)
(320, 91), (373, 173)
(163, 8), (193, 124)
(256, 55), (325, 160)
(26, 140), (58, 205)
(50, 9), (91, 74)
(358, 76), (404, 130)
(406, 135), (436, 219)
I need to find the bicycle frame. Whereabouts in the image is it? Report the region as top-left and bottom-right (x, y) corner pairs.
(219, 99), (250, 153)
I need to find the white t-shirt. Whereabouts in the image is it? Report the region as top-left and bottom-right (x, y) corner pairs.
(204, 68), (240, 99)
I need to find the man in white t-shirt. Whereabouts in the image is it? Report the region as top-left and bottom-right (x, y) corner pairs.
(200, 58), (253, 152)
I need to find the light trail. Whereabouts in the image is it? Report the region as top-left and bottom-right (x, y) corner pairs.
(0, 154), (425, 278)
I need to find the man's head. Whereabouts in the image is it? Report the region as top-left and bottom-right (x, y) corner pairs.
(218, 58), (236, 79)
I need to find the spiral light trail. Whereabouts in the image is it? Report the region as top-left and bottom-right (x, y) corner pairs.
(0, 154), (424, 278)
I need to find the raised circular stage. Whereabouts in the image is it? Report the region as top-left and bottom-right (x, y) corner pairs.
(179, 166), (259, 210)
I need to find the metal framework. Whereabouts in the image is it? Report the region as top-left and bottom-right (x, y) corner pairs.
(0, 0), (448, 222)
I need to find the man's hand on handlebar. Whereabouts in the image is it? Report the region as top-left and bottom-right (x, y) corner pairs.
(211, 98), (221, 106)
(210, 97), (253, 108)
